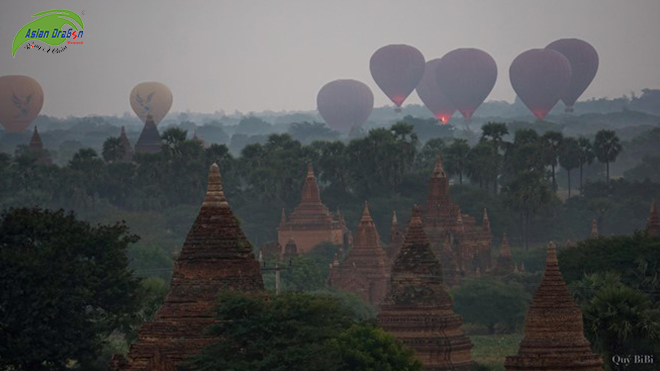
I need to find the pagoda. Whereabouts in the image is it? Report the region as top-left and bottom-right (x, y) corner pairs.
(118, 126), (134, 162)
(328, 202), (389, 306)
(111, 164), (264, 371)
(647, 199), (660, 237)
(504, 242), (605, 371)
(387, 210), (404, 264)
(493, 233), (515, 275)
(135, 115), (162, 154)
(28, 127), (52, 165)
(278, 163), (349, 253)
(378, 206), (473, 371)
(422, 155), (492, 278)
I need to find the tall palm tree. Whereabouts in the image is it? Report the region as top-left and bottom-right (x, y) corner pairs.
(577, 137), (595, 192)
(593, 130), (622, 182)
(558, 137), (581, 198)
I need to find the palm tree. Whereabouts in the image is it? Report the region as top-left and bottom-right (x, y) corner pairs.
(577, 137), (595, 191)
(541, 131), (563, 192)
(593, 130), (622, 182)
(558, 137), (581, 198)
(444, 139), (470, 185)
(480, 122), (509, 152)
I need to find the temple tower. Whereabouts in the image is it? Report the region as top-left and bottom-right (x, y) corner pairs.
(277, 163), (346, 253)
(329, 202), (389, 306)
(493, 233), (515, 275)
(378, 206), (473, 371)
(504, 242), (604, 371)
(28, 126), (52, 165)
(135, 115), (162, 154)
(111, 164), (264, 371)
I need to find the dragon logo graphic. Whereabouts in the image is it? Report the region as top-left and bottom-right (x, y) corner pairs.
(11, 93), (32, 118)
(135, 92), (155, 115)
(12, 9), (84, 57)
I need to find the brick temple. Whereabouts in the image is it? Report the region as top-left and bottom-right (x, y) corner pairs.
(328, 202), (389, 306)
(378, 206), (473, 371)
(422, 155), (492, 283)
(118, 126), (134, 162)
(504, 242), (604, 371)
(135, 115), (162, 154)
(28, 126), (52, 165)
(110, 164), (264, 371)
(647, 199), (659, 237)
(387, 210), (404, 264)
(278, 163), (350, 253)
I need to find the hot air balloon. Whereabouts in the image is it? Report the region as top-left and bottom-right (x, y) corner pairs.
(435, 48), (497, 121)
(416, 59), (456, 124)
(509, 49), (572, 120)
(0, 75), (44, 133)
(129, 82), (173, 125)
(370, 44), (425, 112)
(546, 38), (599, 112)
(317, 79), (373, 132)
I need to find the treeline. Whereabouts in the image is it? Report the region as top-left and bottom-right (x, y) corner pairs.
(1, 122), (659, 271)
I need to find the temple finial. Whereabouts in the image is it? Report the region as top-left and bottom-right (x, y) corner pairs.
(202, 163), (228, 208)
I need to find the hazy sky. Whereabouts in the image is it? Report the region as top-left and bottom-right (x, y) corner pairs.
(1, 0), (660, 117)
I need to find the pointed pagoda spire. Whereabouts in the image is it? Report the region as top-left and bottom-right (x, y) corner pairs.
(279, 208), (287, 227)
(482, 208), (491, 232)
(353, 201), (382, 250)
(520, 261), (526, 272)
(202, 163), (229, 208)
(379, 204), (473, 370)
(135, 114), (161, 154)
(391, 210), (398, 227)
(456, 211), (465, 233)
(590, 219), (599, 238)
(384, 205), (450, 305)
(433, 153), (446, 178)
(29, 126), (44, 150)
(118, 126), (134, 162)
(494, 233), (515, 275)
(647, 199), (660, 237)
(114, 162), (264, 371)
(504, 241), (604, 371)
(300, 162), (322, 204)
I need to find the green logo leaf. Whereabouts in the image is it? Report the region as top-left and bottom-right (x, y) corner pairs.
(12, 9), (84, 57)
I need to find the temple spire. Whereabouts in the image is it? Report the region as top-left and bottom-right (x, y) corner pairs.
(504, 241), (604, 371)
(29, 126), (43, 150)
(300, 162), (322, 203)
(391, 210), (398, 228)
(433, 153), (446, 178)
(279, 208), (287, 227)
(361, 201), (373, 222)
(202, 163), (228, 208)
(482, 208), (491, 232)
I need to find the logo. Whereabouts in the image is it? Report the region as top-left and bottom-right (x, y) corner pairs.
(12, 9), (84, 57)
(135, 92), (156, 115)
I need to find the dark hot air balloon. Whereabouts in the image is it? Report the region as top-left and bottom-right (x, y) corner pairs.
(435, 48), (497, 120)
(509, 49), (572, 120)
(0, 75), (44, 133)
(317, 79), (374, 132)
(416, 59), (456, 124)
(370, 44), (425, 112)
(546, 38), (598, 112)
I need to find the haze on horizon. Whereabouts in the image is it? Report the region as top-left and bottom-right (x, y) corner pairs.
(1, 0), (659, 118)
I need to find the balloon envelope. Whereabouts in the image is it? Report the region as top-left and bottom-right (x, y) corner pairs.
(130, 82), (173, 125)
(546, 38), (599, 112)
(0, 75), (44, 133)
(435, 48), (497, 120)
(370, 44), (425, 109)
(416, 59), (456, 124)
(509, 49), (572, 120)
(317, 79), (373, 132)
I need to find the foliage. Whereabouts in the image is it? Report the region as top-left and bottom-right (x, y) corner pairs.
(593, 129), (622, 182)
(469, 334), (523, 371)
(182, 291), (419, 371)
(451, 278), (531, 334)
(0, 208), (140, 371)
